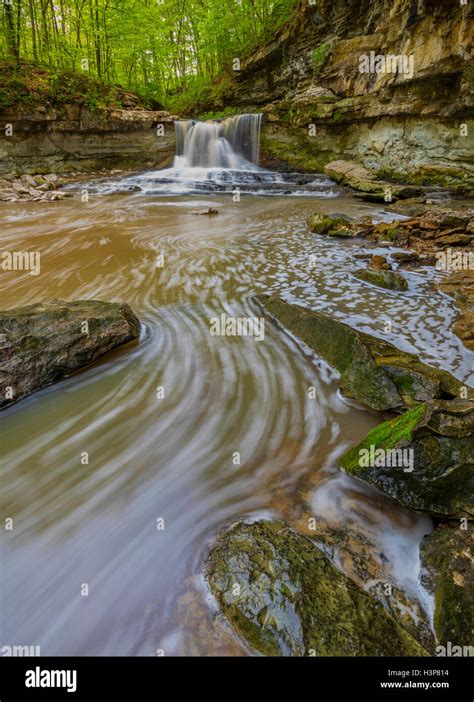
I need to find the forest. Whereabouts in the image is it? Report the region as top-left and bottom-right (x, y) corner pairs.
(0, 0), (294, 107)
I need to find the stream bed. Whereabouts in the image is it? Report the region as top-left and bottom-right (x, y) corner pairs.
(1, 191), (473, 655)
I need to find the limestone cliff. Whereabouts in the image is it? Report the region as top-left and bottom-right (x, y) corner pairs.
(201, 0), (474, 186)
(0, 105), (175, 175)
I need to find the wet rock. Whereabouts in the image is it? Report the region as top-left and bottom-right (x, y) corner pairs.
(307, 213), (355, 238)
(370, 254), (391, 270)
(191, 207), (219, 215)
(438, 270), (474, 351)
(21, 174), (37, 187)
(254, 295), (465, 411)
(324, 161), (423, 202)
(270, 479), (436, 652)
(205, 520), (427, 656)
(390, 252), (421, 266)
(354, 267), (408, 291)
(341, 401), (474, 519)
(420, 523), (473, 649)
(0, 299), (140, 409)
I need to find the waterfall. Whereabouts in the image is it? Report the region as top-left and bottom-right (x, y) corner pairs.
(93, 110), (340, 195)
(174, 114), (262, 169)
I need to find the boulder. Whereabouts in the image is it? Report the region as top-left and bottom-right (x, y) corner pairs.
(307, 213), (355, 238)
(254, 295), (465, 411)
(354, 267), (408, 291)
(420, 523), (473, 649)
(0, 299), (140, 409)
(341, 401), (474, 519)
(205, 520), (428, 656)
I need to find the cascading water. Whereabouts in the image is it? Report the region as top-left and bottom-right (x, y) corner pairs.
(174, 114), (262, 169)
(90, 112), (339, 196)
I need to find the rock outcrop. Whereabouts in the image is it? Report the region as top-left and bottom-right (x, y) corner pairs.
(199, 0), (474, 187)
(205, 519), (428, 656)
(0, 105), (175, 175)
(324, 160), (423, 201)
(0, 299), (140, 409)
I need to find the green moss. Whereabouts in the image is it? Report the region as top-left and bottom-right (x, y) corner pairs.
(197, 106), (243, 121)
(341, 403), (429, 473)
(312, 43), (331, 75)
(206, 520), (428, 656)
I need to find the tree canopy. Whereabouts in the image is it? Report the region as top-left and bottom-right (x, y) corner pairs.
(0, 0), (295, 108)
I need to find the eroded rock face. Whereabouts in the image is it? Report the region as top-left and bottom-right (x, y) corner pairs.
(324, 160), (423, 201)
(420, 523), (474, 648)
(205, 520), (427, 656)
(0, 106), (175, 175)
(254, 295), (465, 411)
(341, 401), (474, 519)
(197, 1), (474, 185)
(0, 299), (140, 409)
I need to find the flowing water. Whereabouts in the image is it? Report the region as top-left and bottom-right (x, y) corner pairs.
(1, 117), (473, 656)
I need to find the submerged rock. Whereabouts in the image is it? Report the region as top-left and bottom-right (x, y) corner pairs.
(191, 207), (219, 215)
(205, 520), (427, 656)
(354, 267), (408, 291)
(420, 523), (473, 649)
(254, 295), (465, 411)
(0, 299), (140, 409)
(341, 401), (474, 519)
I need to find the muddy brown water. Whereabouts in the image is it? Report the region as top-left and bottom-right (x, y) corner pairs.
(1, 192), (472, 655)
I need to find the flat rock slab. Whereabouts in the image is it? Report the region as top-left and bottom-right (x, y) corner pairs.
(254, 295), (465, 411)
(0, 299), (140, 409)
(324, 160), (423, 201)
(205, 520), (427, 656)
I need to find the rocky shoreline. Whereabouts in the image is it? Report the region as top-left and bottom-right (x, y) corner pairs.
(203, 296), (473, 657)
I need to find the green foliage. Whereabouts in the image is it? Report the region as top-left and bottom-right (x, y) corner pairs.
(0, 0), (298, 111)
(0, 61), (137, 112)
(312, 42), (331, 74)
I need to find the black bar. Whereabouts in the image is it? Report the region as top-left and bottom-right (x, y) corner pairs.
(0, 656), (471, 700)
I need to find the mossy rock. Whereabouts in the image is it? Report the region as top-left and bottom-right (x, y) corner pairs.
(420, 523), (474, 648)
(254, 296), (466, 412)
(341, 402), (474, 519)
(205, 520), (428, 657)
(354, 268), (409, 291)
(307, 213), (355, 238)
(0, 299), (140, 409)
